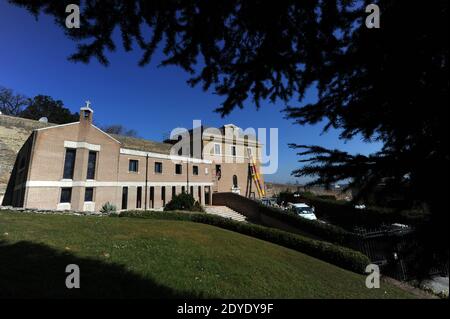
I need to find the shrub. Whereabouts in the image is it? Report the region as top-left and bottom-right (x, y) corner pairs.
(214, 192), (356, 245)
(316, 195), (337, 201)
(256, 203), (356, 245)
(192, 201), (205, 213)
(276, 191), (296, 205)
(276, 191), (313, 205)
(301, 194), (429, 229)
(119, 211), (371, 274)
(273, 191), (428, 229)
(164, 193), (204, 212)
(100, 202), (117, 215)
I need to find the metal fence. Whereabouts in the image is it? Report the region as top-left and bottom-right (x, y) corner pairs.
(352, 225), (448, 281)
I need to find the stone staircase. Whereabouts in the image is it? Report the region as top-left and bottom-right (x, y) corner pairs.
(204, 205), (247, 223)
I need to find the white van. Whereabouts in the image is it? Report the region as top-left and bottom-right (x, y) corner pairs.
(287, 203), (317, 221)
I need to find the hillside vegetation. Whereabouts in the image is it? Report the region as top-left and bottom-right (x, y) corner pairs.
(0, 211), (414, 298)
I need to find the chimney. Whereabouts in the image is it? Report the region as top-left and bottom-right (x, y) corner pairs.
(80, 100), (94, 124)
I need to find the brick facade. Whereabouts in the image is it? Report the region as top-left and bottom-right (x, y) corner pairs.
(2, 107), (264, 211)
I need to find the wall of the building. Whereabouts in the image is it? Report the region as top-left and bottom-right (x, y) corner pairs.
(202, 137), (265, 198)
(1, 113), (265, 211)
(116, 150), (213, 210)
(22, 121), (122, 211)
(11, 120), (214, 211)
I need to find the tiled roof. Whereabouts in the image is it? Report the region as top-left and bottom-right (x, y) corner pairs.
(111, 134), (172, 155)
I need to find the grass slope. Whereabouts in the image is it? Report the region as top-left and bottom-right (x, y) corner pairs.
(0, 211), (413, 299)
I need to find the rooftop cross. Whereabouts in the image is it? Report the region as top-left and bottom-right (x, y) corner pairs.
(85, 100), (91, 108)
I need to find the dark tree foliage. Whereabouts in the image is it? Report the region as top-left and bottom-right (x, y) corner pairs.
(8, 0), (360, 115)
(164, 192), (204, 212)
(21, 95), (79, 124)
(9, 0), (449, 272)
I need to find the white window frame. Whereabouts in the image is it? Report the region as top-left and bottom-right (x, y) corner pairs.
(154, 161), (163, 174)
(214, 143), (222, 155)
(230, 145), (237, 157)
(128, 159), (139, 173)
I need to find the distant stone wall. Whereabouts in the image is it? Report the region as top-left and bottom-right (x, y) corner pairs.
(264, 182), (305, 197)
(265, 182), (352, 201)
(0, 115), (53, 201)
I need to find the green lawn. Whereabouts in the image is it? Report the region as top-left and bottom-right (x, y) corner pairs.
(0, 211), (414, 298)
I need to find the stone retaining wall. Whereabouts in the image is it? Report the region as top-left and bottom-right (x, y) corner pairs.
(0, 114), (54, 202)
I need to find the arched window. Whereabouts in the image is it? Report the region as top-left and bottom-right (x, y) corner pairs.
(232, 175), (238, 188)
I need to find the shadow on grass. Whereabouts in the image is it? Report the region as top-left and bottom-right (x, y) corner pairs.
(0, 240), (203, 299)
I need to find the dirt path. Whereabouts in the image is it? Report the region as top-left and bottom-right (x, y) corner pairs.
(382, 277), (439, 299)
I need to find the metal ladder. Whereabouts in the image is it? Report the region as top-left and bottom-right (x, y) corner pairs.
(247, 148), (265, 198)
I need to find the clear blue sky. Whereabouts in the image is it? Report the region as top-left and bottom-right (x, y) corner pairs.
(0, 1), (381, 183)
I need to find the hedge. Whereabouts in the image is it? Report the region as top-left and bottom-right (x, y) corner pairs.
(301, 195), (429, 229)
(253, 202), (356, 245)
(213, 192), (357, 246)
(118, 211), (371, 274)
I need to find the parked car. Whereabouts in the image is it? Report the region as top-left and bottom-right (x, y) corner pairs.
(287, 203), (317, 220)
(259, 197), (279, 208)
